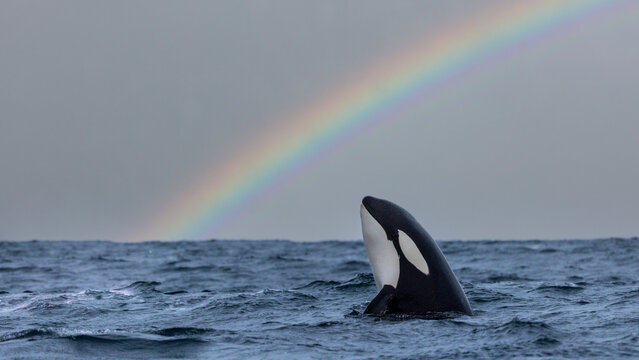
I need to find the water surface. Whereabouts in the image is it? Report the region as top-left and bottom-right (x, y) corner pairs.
(1, 239), (638, 359)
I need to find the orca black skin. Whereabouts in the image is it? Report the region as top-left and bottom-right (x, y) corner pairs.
(360, 196), (473, 316)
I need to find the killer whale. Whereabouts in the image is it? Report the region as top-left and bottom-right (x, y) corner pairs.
(360, 196), (473, 316)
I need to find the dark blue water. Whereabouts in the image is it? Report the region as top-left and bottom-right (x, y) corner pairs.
(1, 239), (638, 359)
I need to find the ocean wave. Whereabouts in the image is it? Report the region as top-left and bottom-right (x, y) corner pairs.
(494, 317), (561, 339)
(172, 265), (220, 272)
(88, 256), (128, 262)
(334, 273), (375, 290)
(0, 266), (53, 273)
(60, 333), (207, 349)
(163, 290), (188, 295)
(533, 335), (561, 345)
(150, 327), (230, 337)
(332, 259), (370, 272)
(0, 293), (82, 314)
(596, 275), (636, 286)
(269, 320), (345, 331)
(294, 273), (375, 292)
(484, 273), (532, 283)
(293, 280), (341, 290)
(261, 288), (317, 299)
(197, 288), (318, 313)
(268, 254), (307, 262)
(0, 328), (57, 342)
(467, 287), (514, 303)
(1, 327), (209, 345)
(163, 264), (234, 273)
(114, 281), (161, 295)
(532, 283), (585, 293)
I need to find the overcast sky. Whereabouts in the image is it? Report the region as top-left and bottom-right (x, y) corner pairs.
(1, 0), (638, 241)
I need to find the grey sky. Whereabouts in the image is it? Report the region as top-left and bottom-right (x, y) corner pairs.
(1, 1), (638, 241)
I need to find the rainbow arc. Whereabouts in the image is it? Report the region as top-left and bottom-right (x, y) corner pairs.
(131, 0), (629, 241)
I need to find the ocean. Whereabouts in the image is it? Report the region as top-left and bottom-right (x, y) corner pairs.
(1, 238), (638, 359)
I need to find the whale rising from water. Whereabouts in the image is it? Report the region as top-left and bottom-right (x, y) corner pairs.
(360, 196), (473, 316)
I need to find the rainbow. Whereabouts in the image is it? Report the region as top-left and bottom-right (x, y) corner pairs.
(133, 0), (629, 241)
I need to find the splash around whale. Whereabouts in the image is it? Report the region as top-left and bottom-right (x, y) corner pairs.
(360, 196), (473, 316)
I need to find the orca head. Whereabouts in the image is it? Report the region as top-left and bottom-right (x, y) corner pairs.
(361, 196), (473, 316)
(361, 196), (406, 241)
(360, 196), (431, 291)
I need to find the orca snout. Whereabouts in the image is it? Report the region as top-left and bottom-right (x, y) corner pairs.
(361, 195), (381, 212)
(362, 195), (395, 217)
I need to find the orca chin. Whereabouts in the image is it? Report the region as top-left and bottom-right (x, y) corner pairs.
(360, 196), (473, 316)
